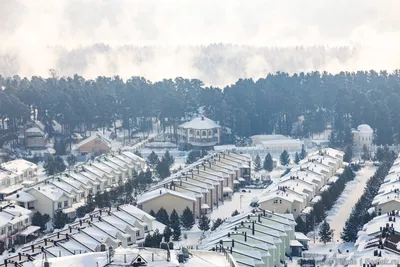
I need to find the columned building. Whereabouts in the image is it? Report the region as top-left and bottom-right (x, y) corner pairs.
(352, 124), (374, 149)
(178, 116), (221, 150)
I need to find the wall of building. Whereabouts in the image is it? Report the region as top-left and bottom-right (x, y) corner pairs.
(78, 138), (111, 154)
(139, 194), (196, 218)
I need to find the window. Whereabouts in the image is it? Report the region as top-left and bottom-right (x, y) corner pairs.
(127, 237), (132, 242)
(58, 202), (62, 209)
(73, 197), (77, 203)
(208, 130), (212, 135)
(64, 200), (68, 207)
(81, 193), (85, 198)
(0, 228), (4, 235)
(196, 131), (200, 136)
(95, 140), (100, 145)
(144, 226), (148, 231)
(279, 200), (282, 204)
(24, 219), (28, 224)
(136, 231), (140, 237)
(213, 128), (218, 134)
(89, 189), (93, 194)
(97, 185), (101, 190)
(104, 182), (108, 186)
(189, 129), (193, 134)
(112, 178), (116, 183)
(293, 208), (296, 212)
(202, 130), (207, 136)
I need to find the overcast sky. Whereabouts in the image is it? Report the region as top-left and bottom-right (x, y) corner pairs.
(0, 0), (399, 85)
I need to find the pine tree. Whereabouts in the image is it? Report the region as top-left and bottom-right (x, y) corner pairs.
(344, 146), (353, 163)
(280, 150), (290, 166)
(95, 191), (104, 208)
(170, 209), (181, 241)
(156, 207), (170, 226)
(211, 218), (224, 231)
(163, 226), (172, 242)
(181, 207), (195, 230)
(341, 213), (359, 242)
(66, 154), (77, 167)
(300, 145), (307, 160)
(231, 210), (239, 217)
(76, 206), (87, 218)
(52, 210), (68, 230)
(263, 153), (273, 172)
(362, 144), (370, 161)
(319, 220), (334, 244)
(86, 193), (95, 212)
(295, 216), (307, 234)
(198, 215), (210, 232)
(147, 151), (160, 168)
(163, 150), (175, 167)
(156, 157), (171, 179)
(32, 212), (50, 231)
(294, 152), (300, 164)
(149, 210), (156, 217)
(186, 151), (197, 164)
(152, 229), (163, 247)
(144, 233), (154, 247)
(254, 154), (262, 172)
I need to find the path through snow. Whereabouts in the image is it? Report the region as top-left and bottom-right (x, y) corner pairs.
(325, 162), (377, 241)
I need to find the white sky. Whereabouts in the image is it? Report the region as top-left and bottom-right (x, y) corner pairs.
(0, 0), (399, 85)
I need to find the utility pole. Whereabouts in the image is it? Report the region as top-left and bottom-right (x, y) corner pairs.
(239, 194), (243, 210)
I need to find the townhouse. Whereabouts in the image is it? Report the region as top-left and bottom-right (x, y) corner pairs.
(137, 151), (251, 219)
(0, 204), (165, 266)
(372, 154), (400, 215)
(0, 159), (38, 200)
(198, 208), (306, 267)
(257, 148), (344, 217)
(5, 151), (146, 219)
(0, 204), (37, 249)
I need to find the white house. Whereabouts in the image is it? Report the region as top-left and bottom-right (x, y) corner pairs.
(352, 124), (374, 149)
(178, 116), (221, 150)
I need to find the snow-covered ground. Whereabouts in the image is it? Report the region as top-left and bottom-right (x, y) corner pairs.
(210, 189), (265, 220)
(324, 162), (377, 242)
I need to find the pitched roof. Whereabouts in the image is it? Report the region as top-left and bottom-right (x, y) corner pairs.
(179, 116), (220, 130)
(137, 188), (197, 204)
(75, 134), (112, 149)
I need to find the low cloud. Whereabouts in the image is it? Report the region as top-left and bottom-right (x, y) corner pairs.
(0, 0), (399, 86)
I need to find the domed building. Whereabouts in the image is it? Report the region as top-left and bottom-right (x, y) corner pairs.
(352, 124), (374, 149)
(178, 116), (221, 150)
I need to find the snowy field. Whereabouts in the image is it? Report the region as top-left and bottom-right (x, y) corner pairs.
(324, 162), (377, 241)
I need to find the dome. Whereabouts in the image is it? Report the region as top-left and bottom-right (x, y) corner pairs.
(357, 124), (373, 133)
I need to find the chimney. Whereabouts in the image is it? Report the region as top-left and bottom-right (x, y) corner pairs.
(160, 190), (162, 195)
(263, 210), (266, 217)
(57, 232), (60, 239)
(79, 220), (82, 226)
(31, 245), (34, 253)
(231, 239), (235, 248)
(44, 238), (47, 246)
(244, 231), (247, 242)
(201, 116), (204, 121)
(18, 253), (22, 261)
(252, 221), (255, 235)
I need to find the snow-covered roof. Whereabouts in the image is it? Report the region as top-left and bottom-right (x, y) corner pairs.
(295, 232), (310, 241)
(301, 206), (313, 214)
(137, 188), (197, 204)
(26, 127), (44, 134)
(1, 159), (38, 174)
(261, 139), (302, 146)
(75, 133), (112, 149)
(5, 190), (37, 202)
(179, 116), (220, 130)
(356, 124), (374, 133)
(0, 204), (32, 228)
(258, 189), (305, 204)
(310, 195), (322, 204)
(31, 185), (68, 201)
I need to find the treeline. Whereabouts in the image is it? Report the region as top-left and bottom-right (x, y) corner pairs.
(2, 70), (400, 147)
(295, 166), (356, 234)
(341, 148), (396, 242)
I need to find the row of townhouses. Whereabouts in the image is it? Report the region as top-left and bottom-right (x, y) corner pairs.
(257, 148), (345, 217)
(351, 153), (400, 258)
(198, 208), (310, 267)
(371, 156), (400, 215)
(137, 151), (252, 218)
(5, 151), (145, 220)
(1, 204), (165, 267)
(0, 159), (39, 200)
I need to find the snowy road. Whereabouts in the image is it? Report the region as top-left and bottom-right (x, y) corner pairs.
(325, 162), (377, 241)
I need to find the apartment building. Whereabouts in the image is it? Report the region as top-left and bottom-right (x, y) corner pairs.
(0, 159), (38, 200)
(0, 204), (37, 249)
(137, 151), (251, 219)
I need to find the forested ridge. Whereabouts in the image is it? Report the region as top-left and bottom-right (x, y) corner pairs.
(1, 70), (400, 147)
